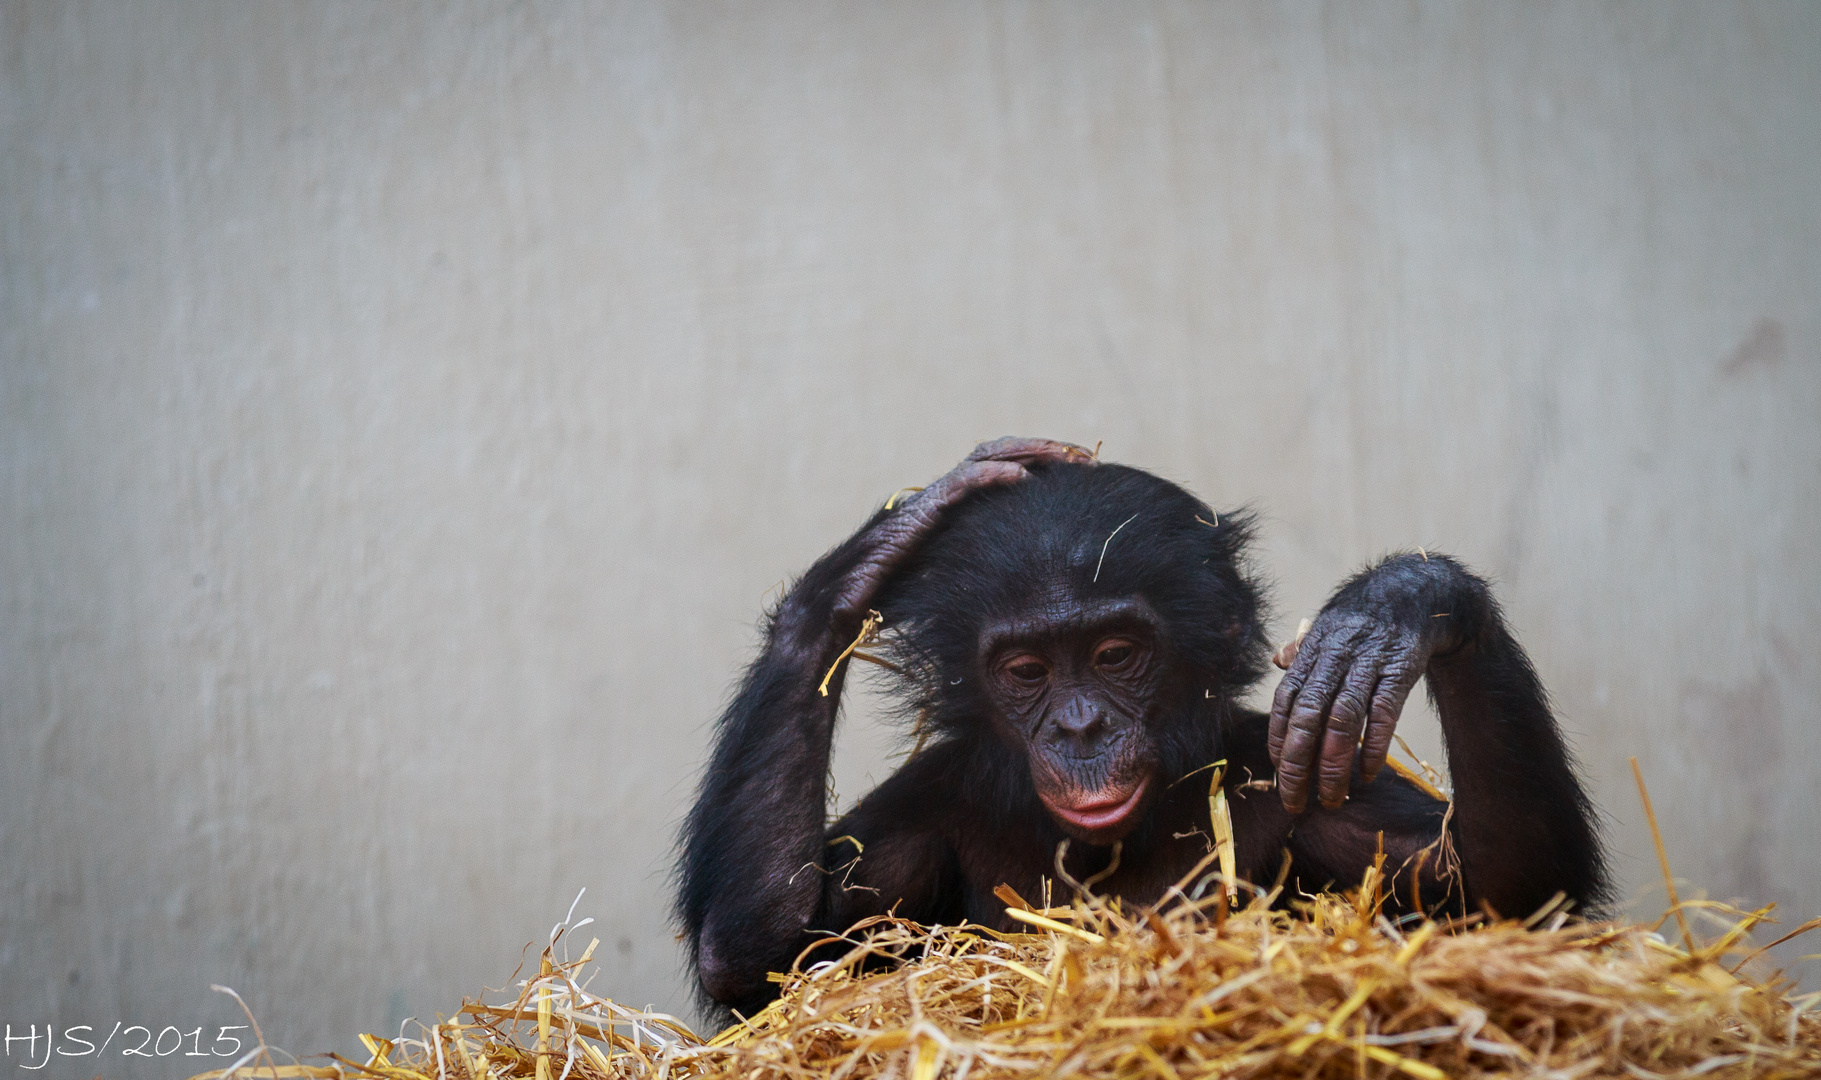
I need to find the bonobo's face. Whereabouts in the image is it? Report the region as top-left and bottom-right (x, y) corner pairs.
(979, 594), (1166, 845)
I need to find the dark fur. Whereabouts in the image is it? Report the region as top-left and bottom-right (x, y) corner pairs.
(678, 459), (1607, 1019)
(878, 464), (1269, 738)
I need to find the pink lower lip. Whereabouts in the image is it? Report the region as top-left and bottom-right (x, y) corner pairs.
(1043, 776), (1151, 831)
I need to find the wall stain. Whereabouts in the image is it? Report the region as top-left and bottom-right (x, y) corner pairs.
(1719, 317), (1786, 378)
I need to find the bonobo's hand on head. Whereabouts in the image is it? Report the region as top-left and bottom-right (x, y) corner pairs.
(827, 437), (1096, 628)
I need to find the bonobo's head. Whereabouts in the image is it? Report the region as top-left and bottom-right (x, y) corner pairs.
(875, 462), (1269, 844)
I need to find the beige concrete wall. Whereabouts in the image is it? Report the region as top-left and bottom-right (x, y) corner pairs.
(3, 1), (1817, 1073)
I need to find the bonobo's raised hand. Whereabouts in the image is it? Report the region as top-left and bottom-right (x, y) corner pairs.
(1268, 553), (1473, 813)
(822, 437), (1096, 629)
(683, 436), (1097, 1012)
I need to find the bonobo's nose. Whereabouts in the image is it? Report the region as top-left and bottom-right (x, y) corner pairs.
(1050, 698), (1112, 751)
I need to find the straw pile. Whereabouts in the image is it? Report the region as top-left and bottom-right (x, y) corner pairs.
(195, 864), (1821, 1080)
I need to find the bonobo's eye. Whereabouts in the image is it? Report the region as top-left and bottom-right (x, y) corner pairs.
(1094, 640), (1138, 672)
(1000, 655), (1050, 685)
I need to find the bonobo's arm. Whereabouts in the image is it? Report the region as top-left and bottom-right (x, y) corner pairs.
(679, 438), (1093, 1013)
(1269, 554), (1607, 918)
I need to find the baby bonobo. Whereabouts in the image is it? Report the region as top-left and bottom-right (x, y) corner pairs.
(679, 438), (1606, 1016)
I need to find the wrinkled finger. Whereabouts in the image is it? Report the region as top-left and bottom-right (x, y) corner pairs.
(967, 436), (1098, 466)
(1360, 651), (1423, 783)
(1268, 668), (1302, 764)
(941, 458), (1028, 498)
(1315, 657), (1380, 807)
(912, 459), (1026, 515)
(1275, 649), (1348, 814)
(1268, 624), (1324, 762)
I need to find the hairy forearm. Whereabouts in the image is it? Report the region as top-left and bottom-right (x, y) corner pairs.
(678, 550), (867, 999)
(1420, 573), (1607, 915)
(677, 439), (1095, 1009)
(692, 651), (839, 882)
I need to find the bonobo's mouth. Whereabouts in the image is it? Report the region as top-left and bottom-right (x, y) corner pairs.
(1039, 774), (1152, 840)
